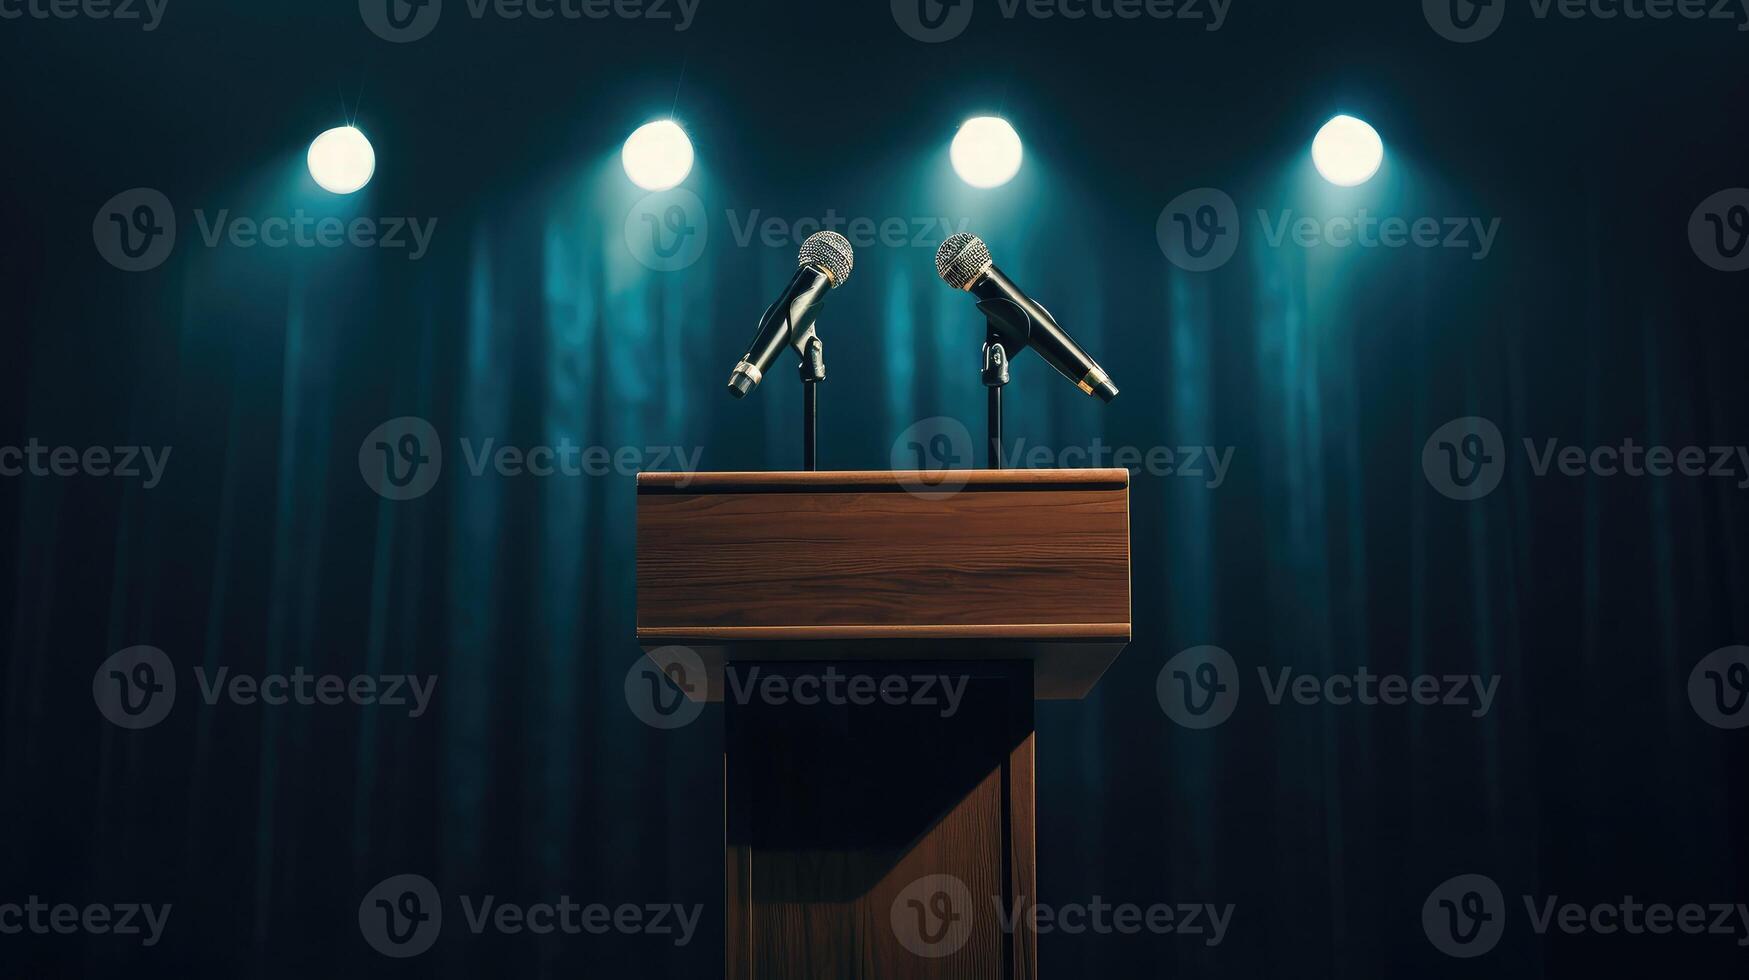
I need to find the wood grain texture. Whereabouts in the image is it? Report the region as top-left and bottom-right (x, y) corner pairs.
(725, 661), (1035, 980)
(637, 470), (1131, 701)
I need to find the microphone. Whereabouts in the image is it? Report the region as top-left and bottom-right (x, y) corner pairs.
(727, 231), (855, 397)
(934, 233), (1118, 402)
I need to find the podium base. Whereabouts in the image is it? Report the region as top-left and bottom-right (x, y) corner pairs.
(724, 660), (1037, 980)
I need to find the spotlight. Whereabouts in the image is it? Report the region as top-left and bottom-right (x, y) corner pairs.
(1311, 115), (1383, 187)
(307, 126), (376, 195)
(950, 116), (1023, 189)
(622, 120), (695, 191)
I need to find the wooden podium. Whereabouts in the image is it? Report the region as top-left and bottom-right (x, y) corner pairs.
(636, 469), (1131, 979)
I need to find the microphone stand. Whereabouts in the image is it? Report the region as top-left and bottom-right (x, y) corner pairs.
(976, 299), (1030, 471)
(982, 333), (1011, 470)
(798, 334), (824, 471)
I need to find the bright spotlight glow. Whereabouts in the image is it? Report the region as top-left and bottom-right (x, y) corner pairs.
(950, 117), (1023, 189)
(306, 126), (376, 195)
(1311, 115), (1383, 187)
(621, 120), (695, 191)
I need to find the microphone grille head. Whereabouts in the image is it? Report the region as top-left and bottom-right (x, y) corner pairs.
(935, 233), (992, 290)
(799, 231), (854, 287)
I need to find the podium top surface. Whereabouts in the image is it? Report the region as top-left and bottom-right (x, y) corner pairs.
(637, 468), (1130, 491)
(635, 469), (1131, 699)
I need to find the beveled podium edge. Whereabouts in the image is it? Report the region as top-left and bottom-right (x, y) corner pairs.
(637, 623), (1132, 642)
(636, 468), (1130, 493)
(638, 633), (1130, 701)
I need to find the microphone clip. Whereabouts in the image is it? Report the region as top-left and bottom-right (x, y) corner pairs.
(796, 328), (825, 383)
(976, 296), (1031, 388)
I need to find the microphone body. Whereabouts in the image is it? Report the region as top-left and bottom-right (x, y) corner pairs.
(968, 266), (1118, 401)
(935, 233), (1118, 401)
(728, 231), (854, 397)
(728, 266), (831, 396)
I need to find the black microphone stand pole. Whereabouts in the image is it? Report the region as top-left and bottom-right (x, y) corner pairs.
(982, 334), (1010, 470)
(799, 334), (824, 471)
(977, 298), (1033, 470)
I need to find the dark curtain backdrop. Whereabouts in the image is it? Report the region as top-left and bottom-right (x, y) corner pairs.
(2, 1), (1746, 977)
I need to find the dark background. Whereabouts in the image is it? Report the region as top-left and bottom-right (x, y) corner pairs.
(2, 0), (1747, 976)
